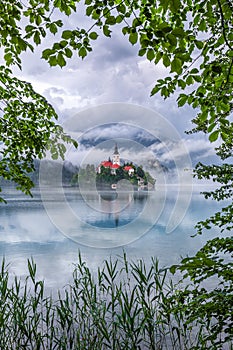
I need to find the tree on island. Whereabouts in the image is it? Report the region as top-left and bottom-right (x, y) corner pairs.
(0, 0), (232, 347)
(115, 166), (125, 180)
(96, 163), (154, 188)
(72, 163), (155, 188)
(136, 166), (145, 179)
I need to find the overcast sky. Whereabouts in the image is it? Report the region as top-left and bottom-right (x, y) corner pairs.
(11, 8), (218, 176)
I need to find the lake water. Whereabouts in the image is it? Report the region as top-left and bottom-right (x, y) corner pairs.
(0, 186), (223, 290)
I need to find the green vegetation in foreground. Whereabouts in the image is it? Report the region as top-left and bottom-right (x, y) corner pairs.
(1, 248), (232, 350)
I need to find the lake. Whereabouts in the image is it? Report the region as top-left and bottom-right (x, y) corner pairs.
(0, 185), (223, 290)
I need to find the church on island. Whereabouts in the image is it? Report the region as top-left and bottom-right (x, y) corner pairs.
(96, 144), (155, 190)
(97, 144), (134, 176)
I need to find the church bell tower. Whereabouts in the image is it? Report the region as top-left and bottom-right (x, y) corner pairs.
(112, 143), (120, 165)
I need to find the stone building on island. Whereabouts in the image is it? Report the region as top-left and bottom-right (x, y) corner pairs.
(97, 144), (135, 176)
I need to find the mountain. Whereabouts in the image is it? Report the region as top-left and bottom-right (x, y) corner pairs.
(0, 159), (79, 189)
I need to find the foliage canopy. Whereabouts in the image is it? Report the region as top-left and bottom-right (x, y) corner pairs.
(0, 1), (232, 345)
(2, 0), (232, 140)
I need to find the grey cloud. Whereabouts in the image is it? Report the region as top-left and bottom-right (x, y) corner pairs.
(91, 33), (138, 70)
(12, 15), (212, 168)
(77, 124), (159, 152)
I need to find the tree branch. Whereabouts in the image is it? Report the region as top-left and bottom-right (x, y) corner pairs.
(217, 0), (233, 51)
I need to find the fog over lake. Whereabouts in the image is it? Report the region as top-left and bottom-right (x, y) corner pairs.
(0, 185), (224, 290)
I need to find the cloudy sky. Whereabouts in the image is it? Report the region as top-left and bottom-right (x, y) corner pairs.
(12, 6), (218, 181)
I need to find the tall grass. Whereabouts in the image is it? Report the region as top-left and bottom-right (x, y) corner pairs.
(0, 254), (231, 349)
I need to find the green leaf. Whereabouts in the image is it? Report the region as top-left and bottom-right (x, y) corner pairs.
(199, 19), (207, 32)
(190, 68), (199, 74)
(62, 30), (73, 39)
(36, 15), (42, 26)
(220, 102), (230, 112)
(55, 20), (63, 28)
(50, 23), (58, 34)
(169, 0), (181, 12)
(150, 85), (160, 96)
(177, 94), (188, 107)
(103, 25), (111, 37)
(186, 75), (194, 85)
(171, 57), (182, 74)
(172, 27), (185, 37)
(59, 40), (68, 48)
(89, 32), (98, 40)
(86, 6), (93, 16)
(209, 129), (219, 142)
(160, 0), (169, 12)
(115, 15), (123, 24)
(147, 49), (155, 61)
(129, 32), (138, 45)
(207, 123), (216, 133)
(4, 53), (13, 65)
(163, 54), (170, 67)
(78, 47), (87, 59)
(132, 18), (142, 27)
(178, 79), (186, 89)
(117, 3), (126, 14)
(195, 40), (204, 49)
(221, 132), (228, 142)
(39, 27), (46, 38)
(49, 55), (57, 66)
(42, 49), (52, 59)
(105, 16), (116, 25)
(199, 111), (208, 121)
(138, 48), (146, 56)
(51, 151), (59, 160)
(57, 53), (66, 67)
(167, 34), (177, 47)
(122, 26), (129, 35)
(187, 95), (194, 104)
(154, 51), (163, 64)
(72, 140), (78, 148)
(158, 23), (172, 33)
(54, 0), (61, 8)
(25, 25), (35, 33)
(193, 75), (202, 82)
(170, 265), (178, 274)
(33, 31), (41, 45)
(64, 48), (72, 58)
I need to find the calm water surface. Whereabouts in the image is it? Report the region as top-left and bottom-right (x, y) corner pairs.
(0, 186), (224, 290)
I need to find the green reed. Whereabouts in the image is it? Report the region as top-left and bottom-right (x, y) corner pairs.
(0, 254), (231, 349)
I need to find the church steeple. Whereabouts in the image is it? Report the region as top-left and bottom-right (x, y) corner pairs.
(112, 143), (120, 165)
(114, 143), (119, 155)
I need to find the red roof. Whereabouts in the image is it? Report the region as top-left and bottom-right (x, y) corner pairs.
(124, 166), (133, 171)
(100, 161), (120, 169)
(100, 161), (120, 170)
(111, 164), (120, 169)
(101, 161), (112, 167)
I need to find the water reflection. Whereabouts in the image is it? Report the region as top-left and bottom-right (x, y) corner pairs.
(85, 191), (148, 228)
(0, 187), (226, 291)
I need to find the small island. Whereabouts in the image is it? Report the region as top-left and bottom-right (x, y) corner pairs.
(72, 144), (155, 190)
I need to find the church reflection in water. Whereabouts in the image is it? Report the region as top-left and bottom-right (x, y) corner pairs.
(94, 191), (148, 228)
